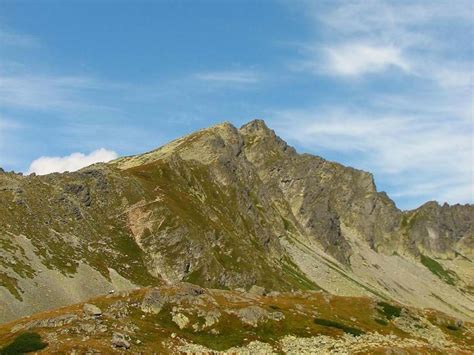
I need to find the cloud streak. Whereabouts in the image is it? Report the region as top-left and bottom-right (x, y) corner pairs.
(324, 43), (410, 76)
(0, 28), (39, 48)
(298, 0), (472, 84)
(0, 74), (122, 112)
(280, 0), (473, 208)
(27, 148), (118, 175)
(194, 70), (260, 84)
(270, 105), (473, 209)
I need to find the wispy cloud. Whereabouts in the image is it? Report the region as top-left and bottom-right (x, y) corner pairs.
(0, 74), (123, 112)
(194, 70), (260, 84)
(279, 0), (474, 208)
(27, 148), (118, 175)
(297, 0), (472, 84)
(269, 105), (473, 208)
(323, 43), (410, 76)
(0, 28), (39, 48)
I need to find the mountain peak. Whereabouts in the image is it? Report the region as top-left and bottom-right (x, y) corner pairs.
(240, 119), (271, 134)
(240, 119), (297, 164)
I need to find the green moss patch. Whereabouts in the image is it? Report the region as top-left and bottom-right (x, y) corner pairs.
(376, 302), (401, 319)
(0, 332), (48, 354)
(374, 318), (389, 326)
(446, 324), (461, 331)
(314, 318), (365, 336)
(420, 254), (457, 285)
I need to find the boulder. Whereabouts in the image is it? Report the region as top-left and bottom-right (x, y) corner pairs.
(112, 332), (130, 349)
(172, 313), (190, 329)
(83, 303), (102, 317)
(248, 285), (266, 296)
(141, 288), (167, 314)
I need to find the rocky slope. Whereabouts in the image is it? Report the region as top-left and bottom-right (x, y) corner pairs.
(0, 119), (473, 327)
(1, 283), (472, 354)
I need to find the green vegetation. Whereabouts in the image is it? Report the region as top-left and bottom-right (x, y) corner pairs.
(400, 211), (420, 230)
(420, 254), (457, 285)
(1, 284), (470, 353)
(314, 318), (365, 336)
(374, 318), (389, 326)
(281, 216), (295, 232)
(446, 324), (460, 331)
(280, 257), (322, 291)
(0, 272), (23, 301)
(377, 302), (401, 319)
(145, 304), (249, 351)
(0, 332), (47, 354)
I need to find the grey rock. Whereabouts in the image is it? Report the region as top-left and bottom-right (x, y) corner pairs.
(141, 288), (168, 314)
(172, 312), (190, 329)
(11, 314), (78, 332)
(80, 322), (96, 333)
(112, 332), (130, 349)
(233, 306), (270, 326)
(83, 303), (102, 317)
(248, 285), (266, 296)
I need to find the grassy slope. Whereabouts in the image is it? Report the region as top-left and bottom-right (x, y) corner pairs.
(0, 285), (472, 354)
(0, 154), (319, 305)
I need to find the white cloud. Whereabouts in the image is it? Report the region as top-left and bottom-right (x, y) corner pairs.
(324, 43), (410, 76)
(194, 70), (260, 83)
(27, 148), (118, 175)
(279, 0), (474, 208)
(297, 0), (472, 83)
(319, 0), (471, 37)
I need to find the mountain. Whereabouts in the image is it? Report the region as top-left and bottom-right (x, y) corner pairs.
(0, 120), (473, 336)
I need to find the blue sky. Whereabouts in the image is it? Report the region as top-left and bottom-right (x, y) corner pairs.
(0, 0), (472, 210)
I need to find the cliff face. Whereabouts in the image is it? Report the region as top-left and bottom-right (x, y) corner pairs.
(0, 119), (473, 323)
(399, 201), (474, 259)
(239, 120), (403, 263)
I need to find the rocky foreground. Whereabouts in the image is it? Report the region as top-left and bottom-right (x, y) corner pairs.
(0, 283), (472, 354)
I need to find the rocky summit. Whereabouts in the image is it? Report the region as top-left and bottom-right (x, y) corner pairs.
(0, 119), (473, 353)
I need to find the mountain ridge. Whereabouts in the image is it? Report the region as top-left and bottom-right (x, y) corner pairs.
(0, 119), (472, 326)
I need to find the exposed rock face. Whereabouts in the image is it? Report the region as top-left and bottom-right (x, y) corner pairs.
(239, 120), (402, 263)
(0, 119), (472, 324)
(227, 305), (285, 327)
(400, 201), (474, 259)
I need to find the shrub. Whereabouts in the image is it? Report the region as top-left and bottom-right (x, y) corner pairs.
(314, 318), (365, 336)
(447, 324), (460, 331)
(377, 301), (401, 319)
(374, 318), (388, 326)
(0, 332), (48, 354)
